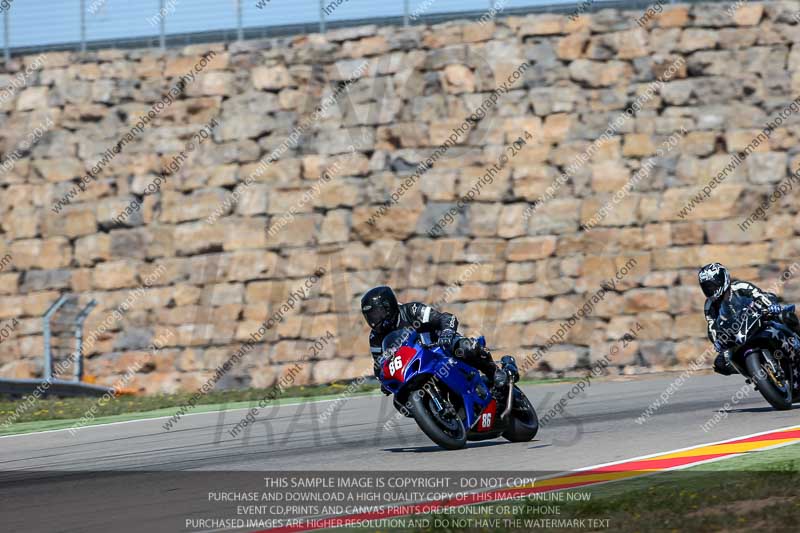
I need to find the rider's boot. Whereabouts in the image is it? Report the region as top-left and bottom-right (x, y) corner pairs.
(474, 344), (506, 400)
(454, 338), (517, 401)
(491, 367), (508, 400)
(491, 356), (520, 400)
(500, 355), (520, 382)
(781, 310), (800, 340)
(713, 351), (735, 375)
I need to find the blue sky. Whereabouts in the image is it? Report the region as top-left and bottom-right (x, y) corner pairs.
(3, 0), (580, 50)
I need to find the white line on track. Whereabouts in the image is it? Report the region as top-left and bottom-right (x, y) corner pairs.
(0, 393), (381, 440)
(569, 422), (800, 471)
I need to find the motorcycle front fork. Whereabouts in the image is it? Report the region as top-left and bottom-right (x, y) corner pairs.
(764, 352), (785, 382)
(425, 382), (453, 416)
(744, 350), (787, 387)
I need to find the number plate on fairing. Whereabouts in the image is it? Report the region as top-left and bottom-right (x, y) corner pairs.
(382, 346), (417, 382)
(476, 399), (498, 432)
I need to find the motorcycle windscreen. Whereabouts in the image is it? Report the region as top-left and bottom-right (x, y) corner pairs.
(715, 298), (759, 348)
(381, 327), (418, 353)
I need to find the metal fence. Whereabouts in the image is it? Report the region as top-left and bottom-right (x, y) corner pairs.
(0, 0), (702, 60)
(0, 0), (614, 58)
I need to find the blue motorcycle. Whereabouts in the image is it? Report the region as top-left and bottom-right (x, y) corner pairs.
(378, 328), (538, 450)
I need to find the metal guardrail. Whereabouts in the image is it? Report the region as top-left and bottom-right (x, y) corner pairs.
(0, 378), (113, 398)
(41, 294), (68, 381)
(0, 295), (109, 399)
(42, 295), (97, 382)
(73, 301), (97, 381)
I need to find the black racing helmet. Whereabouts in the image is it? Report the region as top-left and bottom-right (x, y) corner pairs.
(361, 286), (399, 330)
(698, 263), (730, 301)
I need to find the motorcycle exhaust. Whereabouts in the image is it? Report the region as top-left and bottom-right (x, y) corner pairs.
(501, 381), (513, 419)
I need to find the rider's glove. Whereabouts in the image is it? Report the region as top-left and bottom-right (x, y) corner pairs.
(375, 354), (390, 379)
(766, 304), (783, 316)
(714, 340), (725, 353)
(438, 329), (456, 350)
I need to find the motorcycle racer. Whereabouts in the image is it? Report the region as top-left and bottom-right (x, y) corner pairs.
(699, 263), (800, 375)
(360, 285), (518, 398)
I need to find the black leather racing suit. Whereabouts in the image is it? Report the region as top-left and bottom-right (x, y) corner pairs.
(369, 302), (497, 382)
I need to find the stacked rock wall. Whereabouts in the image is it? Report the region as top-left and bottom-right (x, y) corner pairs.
(2, 2), (800, 392)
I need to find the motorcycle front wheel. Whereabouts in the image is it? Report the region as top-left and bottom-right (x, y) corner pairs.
(746, 349), (793, 410)
(409, 387), (467, 450)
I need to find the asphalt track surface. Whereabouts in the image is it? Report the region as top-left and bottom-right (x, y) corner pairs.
(1, 372), (798, 532)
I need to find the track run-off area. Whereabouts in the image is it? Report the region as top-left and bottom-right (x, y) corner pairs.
(1, 373), (799, 532)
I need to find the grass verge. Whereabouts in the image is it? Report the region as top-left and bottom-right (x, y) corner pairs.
(0, 377), (568, 436)
(0, 382), (379, 436)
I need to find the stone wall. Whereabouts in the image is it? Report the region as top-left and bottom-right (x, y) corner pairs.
(2, 1), (800, 393)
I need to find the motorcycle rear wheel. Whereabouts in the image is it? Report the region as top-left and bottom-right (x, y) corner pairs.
(746, 349), (793, 411)
(409, 388), (467, 450)
(502, 386), (539, 442)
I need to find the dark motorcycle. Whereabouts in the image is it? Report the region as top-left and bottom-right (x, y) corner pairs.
(378, 328), (538, 450)
(716, 300), (800, 410)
